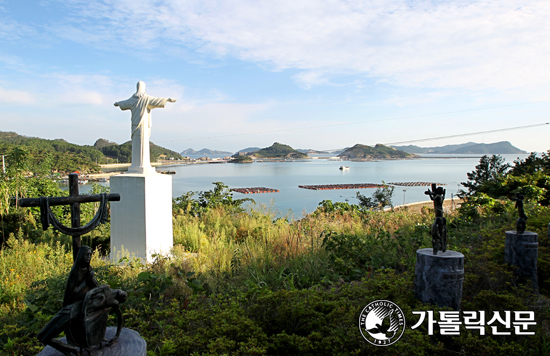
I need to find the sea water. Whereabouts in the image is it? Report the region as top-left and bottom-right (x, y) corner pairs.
(158, 153), (528, 217)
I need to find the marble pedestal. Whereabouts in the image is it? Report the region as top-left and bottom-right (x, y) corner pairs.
(110, 173), (173, 263)
(504, 231), (538, 292)
(414, 249), (464, 311)
(38, 327), (146, 355)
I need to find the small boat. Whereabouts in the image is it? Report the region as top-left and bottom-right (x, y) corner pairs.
(78, 179), (88, 185)
(98, 177), (109, 183)
(339, 166), (350, 170)
(159, 170), (176, 175)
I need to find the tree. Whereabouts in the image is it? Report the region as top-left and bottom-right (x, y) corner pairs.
(510, 150), (550, 176)
(173, 182), (253, 216)
(459, 155), (510, 197)
(356, 183), (395, 210)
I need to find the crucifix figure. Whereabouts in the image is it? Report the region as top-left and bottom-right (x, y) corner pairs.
(18, 173), (120, 261)
(114, 81), (177, 175)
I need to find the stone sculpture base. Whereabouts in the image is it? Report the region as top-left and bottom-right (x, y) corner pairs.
(110, 173), (173, 263)
(37, 327), (146, 356)
(414, 248), (464, 311)
(504, 231), (538, 292)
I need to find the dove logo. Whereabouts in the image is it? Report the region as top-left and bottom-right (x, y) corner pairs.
(359, 300), (406, 346)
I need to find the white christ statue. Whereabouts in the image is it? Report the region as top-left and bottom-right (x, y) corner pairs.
(114, 81), (176, 175)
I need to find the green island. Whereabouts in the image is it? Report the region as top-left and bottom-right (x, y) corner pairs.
(247, 142), (309, 159)
(339, 143), (414, 160)
(0, 144), (550, 355)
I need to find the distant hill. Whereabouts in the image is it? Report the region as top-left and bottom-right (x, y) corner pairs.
(100, 141), (184, 162)
(324, 148), (348, 155)
(181, 148), (232, 155)
(0, 131), (184, 171)
(94, 138), (118, 149)
(296, 148), (329, 154)
(253, 142), (308, 159)
(392, 141), (526, 154)
(450, 142), (527, 154)
(237, 147), (261, 154)
(338, 144), (413, 159)
(0, 131), (103, 173)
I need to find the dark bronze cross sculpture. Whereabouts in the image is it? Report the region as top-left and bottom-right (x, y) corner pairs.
(19, 173), (120, 261)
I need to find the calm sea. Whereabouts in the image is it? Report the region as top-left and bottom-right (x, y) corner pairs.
(149, 153), (528, 218)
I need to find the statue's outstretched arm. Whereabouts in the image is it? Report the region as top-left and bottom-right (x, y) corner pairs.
(167, 98), (177, 102)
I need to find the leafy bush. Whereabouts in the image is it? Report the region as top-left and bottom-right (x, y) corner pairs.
(173, 182), (252, 217)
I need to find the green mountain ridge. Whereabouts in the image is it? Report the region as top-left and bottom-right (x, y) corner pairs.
(99, 141), (183, 162)
(338, 143), (413, 159)
(181, 148), (232, 155)
(392, 141), (526, 154)
(0, 131), (103, 173)
(0, 131), (183, 173)
(251, 142), (308, 159)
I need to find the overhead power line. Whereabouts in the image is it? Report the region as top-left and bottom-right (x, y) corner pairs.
(383, 122), (550, 146)
(156, 100), (548, 143)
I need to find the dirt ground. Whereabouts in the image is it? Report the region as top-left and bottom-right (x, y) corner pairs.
(393, 198), (463, 214)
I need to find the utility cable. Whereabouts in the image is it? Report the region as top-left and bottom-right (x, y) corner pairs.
(156, 100), (548, 143)
(383, 122), (549, 146)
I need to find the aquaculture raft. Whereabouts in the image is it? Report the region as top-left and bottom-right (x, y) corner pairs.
(387, 182), (447, 187)
(298, 183), (385, 190)
(231, 187), (280, 194)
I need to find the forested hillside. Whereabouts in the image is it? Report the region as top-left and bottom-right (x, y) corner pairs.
(0, 131), (102, 173)
(253, 142), (308, 158)
(99, 141), (184, 162)
(338, 143), (413, 159)
(0, 131), (184, 173)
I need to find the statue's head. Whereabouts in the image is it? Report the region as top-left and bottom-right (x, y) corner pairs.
(436, 187), (445, 194)
(76, 246), (93, 268)
(134, 81), (146, 98)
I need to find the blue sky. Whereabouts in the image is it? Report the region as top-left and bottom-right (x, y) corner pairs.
(1, 0), (550, 153)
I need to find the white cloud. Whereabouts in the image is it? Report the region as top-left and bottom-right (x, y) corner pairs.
(47, 0), (550, 91)
(0, 87), (35, 104)
(60, 90), (104, 105)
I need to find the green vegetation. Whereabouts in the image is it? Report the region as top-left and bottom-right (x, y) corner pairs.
(356, 183), (395, 210)
(0, 131), (184, 173)
(338, 143), (413, 159)
(229, 155), (253, 163)
(458, 152), (550, 213)
(98, 141), (184, 163)
(0, 131), (102, 173)
(253, 142), (308, 159)
(1, 154), (549, 355)
(93, 138), (118, 149)
(0, 148), (111, 249)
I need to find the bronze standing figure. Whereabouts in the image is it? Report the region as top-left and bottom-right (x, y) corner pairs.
(512, 193), (527, 234)
(425, 184), (447, 255)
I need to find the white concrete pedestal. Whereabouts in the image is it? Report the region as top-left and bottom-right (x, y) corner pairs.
(110, 173), (173, 263)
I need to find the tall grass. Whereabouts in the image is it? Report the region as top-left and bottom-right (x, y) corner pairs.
(0, 231), (72, 313)
(172, 203), (433, 293)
